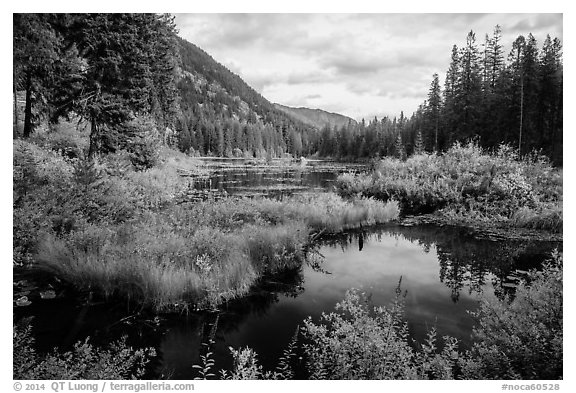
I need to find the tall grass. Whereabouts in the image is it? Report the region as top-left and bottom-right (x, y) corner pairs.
(335, 142), (562, 232)
(33, 193), (398, 311)
(15, 131), (399, 311)
(34, 195), (397, 311)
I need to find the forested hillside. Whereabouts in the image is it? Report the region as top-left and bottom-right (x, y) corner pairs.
(13, 14), (318, 159)
(174, 37), (318, 157)
(274, 103), (356, 130)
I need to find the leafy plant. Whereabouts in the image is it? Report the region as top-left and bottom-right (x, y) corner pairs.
(459, 251), (563, 379)
(14, 320), (156, 380)
(335, 142), (562, 231)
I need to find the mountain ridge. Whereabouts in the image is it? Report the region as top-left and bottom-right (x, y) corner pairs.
(273, 103), (356, 130)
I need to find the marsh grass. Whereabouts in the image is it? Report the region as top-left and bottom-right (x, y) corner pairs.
(36, 222), (258, 310)
(510, 205), (563, 232)
(243, 222), (309, 274)
(335, 142), (562, 232)
(16, 135), (398, 311)
(34, 193), (398, 311)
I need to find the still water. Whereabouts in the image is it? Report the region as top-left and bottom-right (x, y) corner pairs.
(15, 161), (560, 379)
(191, 158), (364, 197)
(154, 224), (557, 378)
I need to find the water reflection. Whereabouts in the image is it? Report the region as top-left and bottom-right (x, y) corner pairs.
(156, 224), (559, 378)
(157, 268), (307, 378)
(319, 224), (559, 303)
(193, 158), (364, 197)
(16, 223), (560, 380)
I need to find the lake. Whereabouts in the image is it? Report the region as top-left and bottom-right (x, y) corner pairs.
(14, 160), (560, 379)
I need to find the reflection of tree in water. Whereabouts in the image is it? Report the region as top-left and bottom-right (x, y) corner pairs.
(319, 224), (560, 303)
(156, 266), (307, 378)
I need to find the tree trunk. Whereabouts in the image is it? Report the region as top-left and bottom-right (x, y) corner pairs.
(13, 80), (19, 138)
(435, 114), (439, 153)
(88, 116), (99, 159)
(23, 73), (33, 138)
(519, 76), (524, 155)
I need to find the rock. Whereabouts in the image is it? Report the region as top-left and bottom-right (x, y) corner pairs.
(15, 296), (32, 306)
(40, 290), (56, 299)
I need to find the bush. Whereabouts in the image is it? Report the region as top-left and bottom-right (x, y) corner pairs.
(14, 320), (155, 380)
(460, 251), (563, 379)
(13, 140), (77, 264)
(193, 328), (300, 380)
(30, 120), (90, 160)
(301, 288), (459, 379)
(335, 142), (562, 230)
(186, 249), (562, 380)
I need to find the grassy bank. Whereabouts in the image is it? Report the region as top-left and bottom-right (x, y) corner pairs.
(14, 132), (399, 311)
(334, 142), (562, 233)
(35, 194), (398, 311)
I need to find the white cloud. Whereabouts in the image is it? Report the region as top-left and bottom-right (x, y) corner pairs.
(175, 13), (562, 120)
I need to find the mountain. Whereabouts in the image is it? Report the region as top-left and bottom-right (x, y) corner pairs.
(176, 37), (313, 132)
(274, 103), (356, 130)
(174, 36), (319, 156)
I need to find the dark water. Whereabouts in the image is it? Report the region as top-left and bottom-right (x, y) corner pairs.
(191, 158), (364, 197)
(153, 225), (558, 378)
(15, 225), (560, 379)
(14, 162), (561, 379)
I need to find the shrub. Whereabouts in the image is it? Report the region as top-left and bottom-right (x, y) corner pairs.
(188, 251), (562, 380)
(13, 140), (77, 263)
(30, 120), (90, 159)
(116, 117), (161, 170)
(194, 328), (300, 380)
(301, 288), (459, 379)
(459, 251), (563, 379)
(335, 142), (562, 229)
(14, 320), (155, 380)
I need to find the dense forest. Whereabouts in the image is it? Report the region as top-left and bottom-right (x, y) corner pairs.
(13, 13), (318, 160)
(316, 26), (563, 165)
(13, 15), (563, 164)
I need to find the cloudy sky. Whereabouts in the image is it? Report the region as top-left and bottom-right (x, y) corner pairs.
(174, 13), (562, 121)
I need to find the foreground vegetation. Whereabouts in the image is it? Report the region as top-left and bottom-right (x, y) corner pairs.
(193, 251), (563, 380)
(14, 251), (562, 380)
(14, 125), (398, 311)
(335, 142), (562, 233)
(14, 320), (156, 379)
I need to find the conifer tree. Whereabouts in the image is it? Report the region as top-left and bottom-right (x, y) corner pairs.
(395, 133), (406, 160)
(13, 14), (61, 138)
(426, 73), (442, 152)
(53, 14), (178, 157)
(443, 45), (460, 146)
(414, 129), (424, 155)
(458, 31), (483, 140)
